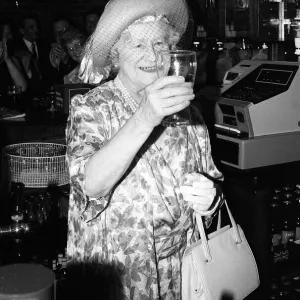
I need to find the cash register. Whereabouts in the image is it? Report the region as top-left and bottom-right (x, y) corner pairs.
(215, 60), (300, 169)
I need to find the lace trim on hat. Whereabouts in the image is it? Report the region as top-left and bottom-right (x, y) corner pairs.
(117, 15), (170, 44)
(130, 14), (170, 26)
(79, 35), (111, 84)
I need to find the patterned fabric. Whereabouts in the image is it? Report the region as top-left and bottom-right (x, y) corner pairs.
(65, 77), (223, 300)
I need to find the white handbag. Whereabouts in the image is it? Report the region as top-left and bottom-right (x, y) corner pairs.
(182, 200), (260, 300)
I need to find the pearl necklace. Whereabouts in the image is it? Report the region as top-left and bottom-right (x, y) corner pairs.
(115, 76), (158, 155)
(115, 76), (139, 113)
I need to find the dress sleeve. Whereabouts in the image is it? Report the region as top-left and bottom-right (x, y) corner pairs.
(202, 127), (223, 181)
(202, 127), (225, 223)
(189, 124), (224, 222)
(66, 91), (110, 223)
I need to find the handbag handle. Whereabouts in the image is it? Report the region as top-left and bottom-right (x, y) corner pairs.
(195, 200), (242, 262)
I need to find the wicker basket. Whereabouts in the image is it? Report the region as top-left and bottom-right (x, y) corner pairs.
(3, 143), (69, 188)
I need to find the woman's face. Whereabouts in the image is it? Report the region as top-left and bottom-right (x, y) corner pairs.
(66, 38), (82, 63)
(117, 20), (172, 91)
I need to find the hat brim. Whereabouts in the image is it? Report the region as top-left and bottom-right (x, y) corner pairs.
(90, 0), (189, 67)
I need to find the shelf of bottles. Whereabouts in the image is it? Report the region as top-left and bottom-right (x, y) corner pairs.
(268, 182), (300, 299)
(190, 21), (275, 87)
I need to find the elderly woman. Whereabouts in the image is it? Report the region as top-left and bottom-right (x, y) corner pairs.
(66, 0), (223, 299)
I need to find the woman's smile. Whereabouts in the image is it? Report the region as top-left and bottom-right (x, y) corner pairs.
(139, 66), (157, 72)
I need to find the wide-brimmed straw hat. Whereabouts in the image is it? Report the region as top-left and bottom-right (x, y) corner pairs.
(89, 0), (189, 68)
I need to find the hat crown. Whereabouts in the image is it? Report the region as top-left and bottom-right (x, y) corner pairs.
(89, 0), (191, 68)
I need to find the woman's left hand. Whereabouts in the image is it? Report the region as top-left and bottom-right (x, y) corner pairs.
(180, 173), (217, 214)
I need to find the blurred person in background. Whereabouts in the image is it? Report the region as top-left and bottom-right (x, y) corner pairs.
(0, 19), (27, 96)
(49, 15), (74, 78)
(61, 26), (111, 85)
(14, 14), (51, 95)
(60, 27), (87, 84)
(84, 8), (101, 36)
(48, 15), (80, 85)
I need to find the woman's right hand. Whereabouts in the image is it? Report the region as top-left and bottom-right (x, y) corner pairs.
(137, 76), (195, 128)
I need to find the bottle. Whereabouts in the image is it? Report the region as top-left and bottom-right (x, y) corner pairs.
(193, 41), (201, 52)
(27, 195), (36, 223)
(196, 25), (206, 40)
(46, 85), (57, 115)
(281, 280), (292, 300)
(294, 184), (300, 200)
(241, 39), (246, 50)
(282, 218), (295, 246)
(55, 256), (67, 299)
(270, 196), (282, 251)
(6, 85), (23, 110)
(271, 219), (282, 251)
(47, 185), (63, 256)
(282, 193), (294, 216)
(36, 203), (44, 224)
(282, 184), (292, 194)
(52, 259), (58, 276)
(271, 195), (281, 220)
(60, 257), (67, 281)
(282, 193), (295, 246)
(252, 43), (269, 61)
(295, 197), (300, 241)
(47, 186), (60, 225)
(196, 25), (207, 50)
(291, 276), (300, 300)
(273, 188), (283, 204)
(269, 279), (280, 300)
(23, 196), (30, 223)
(10, 182), (25, 223)
(273, 187), (282, 196)
(215, 45), (233, 84)
(57, 253), (63, 273)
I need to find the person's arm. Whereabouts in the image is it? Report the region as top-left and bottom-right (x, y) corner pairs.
(4, 58), (27, 92)
(85, 77), (195, 198)
(84, 105), (153, 198)
(67, 76), (194, 199)
(1, 39), (27, 92)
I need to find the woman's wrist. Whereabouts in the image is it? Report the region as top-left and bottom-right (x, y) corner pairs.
(133, 106), (157, 132)
(134, 102), (164, 131)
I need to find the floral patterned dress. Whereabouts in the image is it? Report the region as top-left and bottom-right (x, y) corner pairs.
(65, 76), (223, 300)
